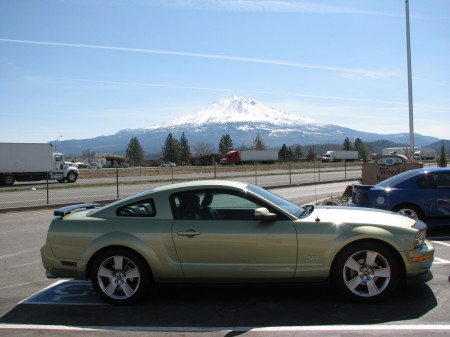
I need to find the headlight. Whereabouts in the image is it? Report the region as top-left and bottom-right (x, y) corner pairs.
(412, 220), (427, 249)
(414, 229), (427, 249)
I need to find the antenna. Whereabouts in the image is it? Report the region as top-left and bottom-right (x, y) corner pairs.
(313, 159), (320, 222)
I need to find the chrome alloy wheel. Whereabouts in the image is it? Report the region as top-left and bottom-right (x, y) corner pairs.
(396, 208), (419, 219)
(97, 255), (141, 300)
(342, 249), (391, 297)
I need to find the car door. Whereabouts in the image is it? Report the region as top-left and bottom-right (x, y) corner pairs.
(171, 190), (297, 280)
(416, 172), (450, 218)
(433, 172), (450, 217)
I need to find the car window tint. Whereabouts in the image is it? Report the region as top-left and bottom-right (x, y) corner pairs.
(171, 190), (273, 221)
(416, 175), (437, 189)
(116, 198), (156, 217)
(436, 172), (450, 189)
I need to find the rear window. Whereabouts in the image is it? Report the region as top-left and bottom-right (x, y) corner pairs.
(376, 170), (420, 188)
(116, 198), (156, 217)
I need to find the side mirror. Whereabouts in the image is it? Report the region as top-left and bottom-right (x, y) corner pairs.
(254, 207), (277, 222)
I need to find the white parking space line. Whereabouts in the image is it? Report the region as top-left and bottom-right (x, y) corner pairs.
(1, 323), (450, 333)
(431, 240), (450, 247)
(433, 257), (450, 264)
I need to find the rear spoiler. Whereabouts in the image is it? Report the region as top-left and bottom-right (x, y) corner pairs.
(352, 184), (374, 190)
(54, 203), (101, 217)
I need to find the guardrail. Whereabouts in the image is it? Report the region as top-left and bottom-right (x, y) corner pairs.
(0, 162), (362, 210)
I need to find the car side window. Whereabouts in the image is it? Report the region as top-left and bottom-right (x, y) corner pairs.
(436, 173), (450, 189)
(116, 198), (156, 217)
(416, 175), (437, 189)
(171, 190), (284, 221)
(417, 173), (450, 190)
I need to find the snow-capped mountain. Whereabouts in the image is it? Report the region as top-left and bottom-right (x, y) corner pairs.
(147, 96), (316, 128)
(55, 96), (439, 157)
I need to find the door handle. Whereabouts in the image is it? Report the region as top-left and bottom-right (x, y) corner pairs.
(177, 229), (201, 237)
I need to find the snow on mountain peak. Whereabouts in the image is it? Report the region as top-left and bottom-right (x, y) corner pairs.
(146, 96), (317, 129)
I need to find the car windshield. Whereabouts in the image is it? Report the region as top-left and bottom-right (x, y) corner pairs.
(376, 170), (419, 188)
(246, 184), (304, 217)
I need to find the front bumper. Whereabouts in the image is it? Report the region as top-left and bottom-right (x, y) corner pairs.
(403, 239), (434, 278)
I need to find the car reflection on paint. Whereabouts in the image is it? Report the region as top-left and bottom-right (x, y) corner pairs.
(41, 180), (434, 305)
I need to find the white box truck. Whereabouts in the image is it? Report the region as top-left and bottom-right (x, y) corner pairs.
(413, 148), (436, 160)
(0, 143), (79, 186)
(321, 150), (358, 163)
(220, 150), (278, 164)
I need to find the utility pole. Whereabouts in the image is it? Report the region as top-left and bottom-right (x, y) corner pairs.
(405, 0), (414, 161)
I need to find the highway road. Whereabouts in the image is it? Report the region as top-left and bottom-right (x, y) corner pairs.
(0, 182), (449, 337)
(0, 168), (361, 210)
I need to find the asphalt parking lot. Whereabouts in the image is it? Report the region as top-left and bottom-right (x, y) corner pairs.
(0, 201), (449, 337)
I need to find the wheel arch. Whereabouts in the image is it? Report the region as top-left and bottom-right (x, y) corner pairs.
(391, 202), (424, 220)
(85, 245), (154, 281)
(329, 238), (406, 282)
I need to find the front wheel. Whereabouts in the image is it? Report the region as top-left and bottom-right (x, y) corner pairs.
(91, 248), (150, 305)
(66, 172), (78, 183)
(332, 242), (400, 302)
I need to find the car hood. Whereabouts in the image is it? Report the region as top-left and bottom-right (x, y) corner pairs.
(310, 205), (417, 229)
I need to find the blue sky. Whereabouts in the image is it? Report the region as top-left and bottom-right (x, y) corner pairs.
(1, 0), (449, 144)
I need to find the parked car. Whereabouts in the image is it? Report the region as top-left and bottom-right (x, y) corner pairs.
(114, 163), (129, 168)
(41, 180), (434, 305)
(349, 168), (450, 225)
(160, 162), (176, 167)
(87, 162), (102, 169)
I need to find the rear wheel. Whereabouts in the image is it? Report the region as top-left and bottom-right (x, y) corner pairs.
(392, 204), (422, 220)
(1, 175), (15, 186)
(91, 248), (150, 305)
(332, 242), (400, 302)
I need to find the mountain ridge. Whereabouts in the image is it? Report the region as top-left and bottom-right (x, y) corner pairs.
(54, 96), (441, 158)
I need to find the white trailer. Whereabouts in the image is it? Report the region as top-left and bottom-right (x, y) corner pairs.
(239, 150), (279, 162)
(0, 143), (79, 186)
(322, 150), (358, 163)
(414, 148), (436, 160)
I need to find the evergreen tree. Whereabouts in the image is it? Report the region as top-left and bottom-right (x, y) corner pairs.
(161, 133), (179, 163)
(354, 138), (368, 162)
(439, 141), (447, 167)
(125, 137), (144, 166)
(253, 133), (266, 150)
(218, 134), (233, 154)
(306, 147), (315, 162)
(343, 137), (353, 150)
(294, 145), (303, 160)
(179, 132), (191, 165)
(279, 144), (288, 161)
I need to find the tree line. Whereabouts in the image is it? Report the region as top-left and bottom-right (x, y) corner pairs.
(84, 134), (447, 167)
(124, 134), (378, 166)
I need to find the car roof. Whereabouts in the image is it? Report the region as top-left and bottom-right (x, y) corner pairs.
(88, 180), (251, 217)
(152, 179), (249, 192)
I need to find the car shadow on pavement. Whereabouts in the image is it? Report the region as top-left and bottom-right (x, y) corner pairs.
(0, 280), (437, 329)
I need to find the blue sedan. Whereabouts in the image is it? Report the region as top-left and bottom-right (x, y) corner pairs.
(349, 168), (450, 226)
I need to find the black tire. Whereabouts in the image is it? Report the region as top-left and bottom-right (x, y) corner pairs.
(332, 241), (400, 302)
(91, 248), (150, 305)
(1, 175), (15, 186)
(392, 204), (423, 221)
(66, 172), (78, 183)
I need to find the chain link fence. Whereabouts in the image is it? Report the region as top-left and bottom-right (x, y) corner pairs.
(0, 162), (363, 211)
